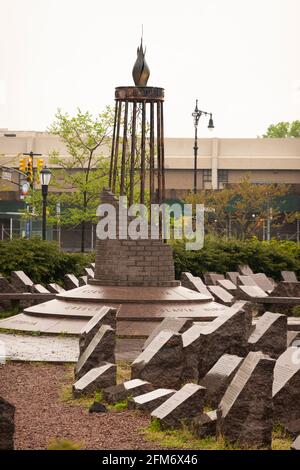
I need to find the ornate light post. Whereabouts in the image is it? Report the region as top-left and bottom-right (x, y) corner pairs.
(40, 167), (52, 241)
(192, 100), (214, 194)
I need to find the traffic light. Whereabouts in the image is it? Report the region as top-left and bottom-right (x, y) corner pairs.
(26, 157), (33, 184)
(19, 158), (27, 174)
(36, 158), (44, 182)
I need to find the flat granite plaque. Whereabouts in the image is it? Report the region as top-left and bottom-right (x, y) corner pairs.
(207, 286), (234, 306)
(237, 275), (258, 286)
(273, 347), (300, 423)
(237, 285), (268, 300)
(248, 312), (287, 358)
(130, 388), (176, 412)
(79, 306), (117, 354)
(75, 325), (115, 380)
(151, 383), (206, 428)
(10, 271), (33, 292)
(203, 273), (225, 286)
(252, 273), (274, 293)
(73, 363), (116, 397)
(25, 299), (110, 318)
(79, 276), (88, 287)
(131, 331), (184, 389)
(47, 283), (65, 294)
(225, 272), (239, 285)
(281, 271), (298, 283)
(216, 279), (237, 292)
(238, 265), (254, 276)
(32, 284), (50, 294)
(102, 379), (154, 404)
(199, 354), (243, 407)
(180, 272), (212, 297)
(142, 318), (193, 351)
(217, 351), (275, 449)
(64, 274), (79, 290)
(182, 307), (251, 383)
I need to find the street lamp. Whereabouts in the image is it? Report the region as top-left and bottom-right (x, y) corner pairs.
(40, 167), (52, 241)
(192, 100), (214, 194)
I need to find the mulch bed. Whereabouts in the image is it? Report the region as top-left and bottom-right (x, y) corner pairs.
(0, 362), (163, 450)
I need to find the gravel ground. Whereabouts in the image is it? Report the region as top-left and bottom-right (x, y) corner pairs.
(0, 362), (163, 450)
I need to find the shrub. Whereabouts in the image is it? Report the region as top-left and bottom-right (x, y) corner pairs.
(0, 238), (95, 284)
(171, 236), (300, 281)
(47, 438), (83, 450)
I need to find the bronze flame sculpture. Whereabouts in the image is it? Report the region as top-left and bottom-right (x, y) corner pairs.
(132, 38), (150, 87)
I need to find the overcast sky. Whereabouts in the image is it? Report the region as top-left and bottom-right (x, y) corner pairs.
(0, 0), (299, 138)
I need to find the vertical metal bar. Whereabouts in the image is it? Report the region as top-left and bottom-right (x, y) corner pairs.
(112, 101), (122, 193)
(160, 101), (165, 201)
(156, 101), (162, 204)
(129, 102), (137, 206)
(120, 100), (128, 195)
(149, 101), (155, 204)
(109, 101), (118, 188)
(140, 101), (146, 205)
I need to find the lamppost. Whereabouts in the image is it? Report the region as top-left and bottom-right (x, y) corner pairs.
(192, 100), (214, 194)
(40, 167), (52, 241)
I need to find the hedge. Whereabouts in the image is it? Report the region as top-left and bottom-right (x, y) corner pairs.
(0, 238), (95, 285)
(171, 237), (300, 281)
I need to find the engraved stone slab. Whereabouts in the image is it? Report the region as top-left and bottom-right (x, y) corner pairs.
(79, 307), (117, 354)
(64, 274), (79, 290)
(291, 435), (300, 450)
(47, 283), (65, 294)
(79, 276), (88, 287)
(72, 363), (116, 397)
(182, 307), (251, 383)
(237, 275), (258, 286)
(142, 318), (193, 351)
(199, 354), (243, 407)
(130, 388), (176, 412)
(248, 312), (287, 358)
(190, 410), (217, 438)
(216, 279), (237, 292)
(281, 271), (298, 283)
(217, 351), (275, 448)
(271, 281), (300, 297)
(25, 299), (110, 318)
(237, 285), (268, 300)
(11, 271), (33, 292)
(102, 379), (154, 404)
(226, 272), (239, 285)
(238, 265), (254, 276)
(84, 267), (94, 279)
(207, 286), (234, 306)
(180, 272), (212, 297)
(0, 397), (15, 450)
(151, 383), (206, 428)
(203, 273), (225, 286)
(131, 331), (183, 389)
(252, 273), (274, 293)
(75, 325), (116, 380)
(32, 284), (50, 294)
(273, 347), (300, 423)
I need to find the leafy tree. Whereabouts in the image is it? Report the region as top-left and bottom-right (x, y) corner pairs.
(262, 120), (300, 138)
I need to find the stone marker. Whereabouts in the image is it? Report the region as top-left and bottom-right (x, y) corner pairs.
(102, 379), (154, 404)
(64, 274), (79, 290)
(131, 331), (183, 389)
(31, 284), (50, 294)
(236, 285), (268, 300)
(287, 331), (300, 348)
(273, 347), (300, 423)
(0, 275), (16, 293)
(271, 281), (300, 297)
(182, 307), (251, 382)
(238, 265), (254, 276)
(47, 283), (65, 294)
(226, 272), (239, 285)
(10, 270), (33, 292)
(79, 306), (117, 354)
(0, 397), (15, 450)
(89, 262), (96, 270)
(75, 325), (116, 380)
(180, 272), (212, 297)
(281, 271), (298, 283)
(190, 410), (217, 438)
(217, 351), (275, 449)
(252, 273), (274, 293)
(248, 312), (287, 359)
(142, 317), (193, 351)
(73, 363), (116, 397)
(216, 279), (237, 292)
(291, 435), (300, 450)
(129, 388), (176, 412)
(203, 273), (225, 286)
(151, 383), (206, 428)
(207, 285), (234, 306)
(84, 267), (94, 279)
(237, 275), (258, 286)
(199, 354), (243, 407)
(79, 276), (88, 287)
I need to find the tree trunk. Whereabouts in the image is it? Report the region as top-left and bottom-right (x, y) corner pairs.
(81, 220), (85, 253)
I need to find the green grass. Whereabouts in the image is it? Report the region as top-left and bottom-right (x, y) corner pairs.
(47, 438), (83, 450)
(117, 361), (131, 383)
(0, 308), (20, 319)
(108, 399), (129, 411)
(60, 383), (103, 409)
(272, 424), (293, 450)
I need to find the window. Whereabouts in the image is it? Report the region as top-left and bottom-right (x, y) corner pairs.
(218, 170), (228, 189)
(203, 169), (212, 189)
